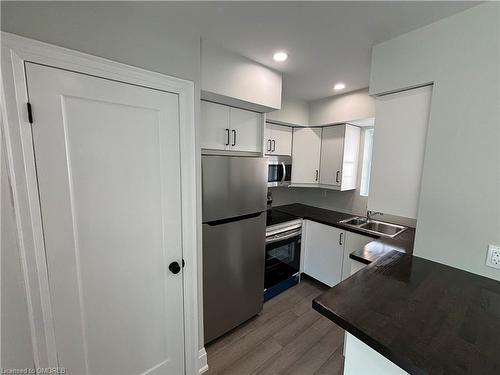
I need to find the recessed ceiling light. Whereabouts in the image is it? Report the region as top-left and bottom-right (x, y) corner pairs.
(333, 83), (346, 91)
(273, 51), (288, 62)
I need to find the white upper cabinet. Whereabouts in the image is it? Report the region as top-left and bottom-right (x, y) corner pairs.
(368, 86), (432, 219)
(292, 124), (360, 190)
(201, 100), (262, 153)
(291, 127), (322, 184)
(264, 123), (293, 156)
(230, 107), (262, 153)
(319, 126), (344, 186)
(319, 124), (361, 191)
(201, 101), (231, 150)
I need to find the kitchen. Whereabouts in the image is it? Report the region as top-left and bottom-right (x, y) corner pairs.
(2, 2), (499, 375)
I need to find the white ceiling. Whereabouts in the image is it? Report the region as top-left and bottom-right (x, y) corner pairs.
(177, 1), (479, 101)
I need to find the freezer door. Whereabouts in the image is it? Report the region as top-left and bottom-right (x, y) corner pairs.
(202, 156), (267, 223)
(202, 212), (266, 344)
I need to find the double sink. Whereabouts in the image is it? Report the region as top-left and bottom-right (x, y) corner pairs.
(339, 217), (407, 238)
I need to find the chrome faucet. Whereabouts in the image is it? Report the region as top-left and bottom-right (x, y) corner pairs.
(367, 210), (383, 221)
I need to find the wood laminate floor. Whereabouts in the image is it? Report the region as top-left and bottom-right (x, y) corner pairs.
(205, 277), (345, 375)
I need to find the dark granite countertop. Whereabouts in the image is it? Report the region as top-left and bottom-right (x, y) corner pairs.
(349, 229), (415, 264)
(273, 203), (415, 262)
(312, 250), (500, 375)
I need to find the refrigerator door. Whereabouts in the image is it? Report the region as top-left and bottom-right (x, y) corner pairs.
(203, 212), (266, 344)
(202, 156), (267, 223)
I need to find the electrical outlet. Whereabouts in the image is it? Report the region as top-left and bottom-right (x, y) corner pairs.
(486, 244), (500, 269)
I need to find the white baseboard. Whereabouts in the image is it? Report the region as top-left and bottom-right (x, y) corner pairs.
(198, 347), (208, 374)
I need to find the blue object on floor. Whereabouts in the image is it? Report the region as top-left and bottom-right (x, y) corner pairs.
(264, 274), (300, 302)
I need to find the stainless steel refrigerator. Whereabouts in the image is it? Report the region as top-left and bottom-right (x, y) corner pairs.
(202, 155), (267, 344)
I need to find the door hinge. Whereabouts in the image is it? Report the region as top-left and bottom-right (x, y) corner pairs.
(26, 102), (33, 124)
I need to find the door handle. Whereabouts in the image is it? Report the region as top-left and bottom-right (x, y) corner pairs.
(336, 171), (340, 183)
(281, 162), (286, 183)
(272, 139), (276, 152)
(315, 169), (319, 181)
(339, 233), (343, 246)
(268, 139), (272, 152)
(169, 261), (181, 274)
(232, 130), (236, 146)
(225, 129), (230, 146)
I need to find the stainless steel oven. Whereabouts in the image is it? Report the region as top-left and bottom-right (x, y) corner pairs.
(267, 156), (292, 187)
(264, 219), (302, 301)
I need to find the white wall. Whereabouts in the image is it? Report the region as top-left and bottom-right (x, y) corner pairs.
(0, 2), (201, 82)
(368, 85), (432, 220)
(1, 1), (207, 355)
(370, 2), (500, 280)
(201, 40), (282, 112)
(1, 136), (36, 370)
(309, 88), (375, 126)
(266, 95), (309, 126)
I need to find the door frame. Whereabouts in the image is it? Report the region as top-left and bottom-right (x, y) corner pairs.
(1, 32), (200, 374)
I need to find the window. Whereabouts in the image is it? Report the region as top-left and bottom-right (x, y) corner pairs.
(360, 128), (374, 197)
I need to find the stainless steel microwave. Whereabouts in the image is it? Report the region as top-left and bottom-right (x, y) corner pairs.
(267, 156), (292, 187)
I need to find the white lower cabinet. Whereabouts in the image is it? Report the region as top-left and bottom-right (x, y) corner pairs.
(302, 220), (374, 286)
(350, 259), (367, 275)
(344, 333), (408, 375)
(342, 231), (373, 280)
(302, 220), (344, 287)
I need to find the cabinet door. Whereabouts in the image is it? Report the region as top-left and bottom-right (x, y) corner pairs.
(271, 124), (293, 156)
(230, 107), (262, 153)
(350, 260), (367, 276)
(291, 127), (322, 184)
(26, 63), (185, 374)
(201, 101), (230, 150)
(319, 125), (344, 186)
(342, 231), (373, 280)
(340, 125), (361, 191)
(264, 123), (273, 154)
(303, 220), (344, 287)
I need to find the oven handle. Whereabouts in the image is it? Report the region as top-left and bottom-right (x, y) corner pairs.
(266, 229), (302, 244)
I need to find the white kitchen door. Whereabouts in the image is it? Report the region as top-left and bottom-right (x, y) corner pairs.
(25, 62), (185, 374)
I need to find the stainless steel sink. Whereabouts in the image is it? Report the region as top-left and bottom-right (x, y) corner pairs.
(339, 217), (407, 238)
(342, 217), (367, 226)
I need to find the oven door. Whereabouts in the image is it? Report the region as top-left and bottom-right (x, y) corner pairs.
(265, 228), (301, 289)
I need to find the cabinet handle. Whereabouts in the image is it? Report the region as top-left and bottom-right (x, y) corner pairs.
(272, 139), (276, 152)
(232, 130), (236, 146)
(339, 232), (343, 246)
(336, 171), (340, 183)
(225, 129), (230, 146)
(267, 139), (272, 152)
(315, 169), (319, 181)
